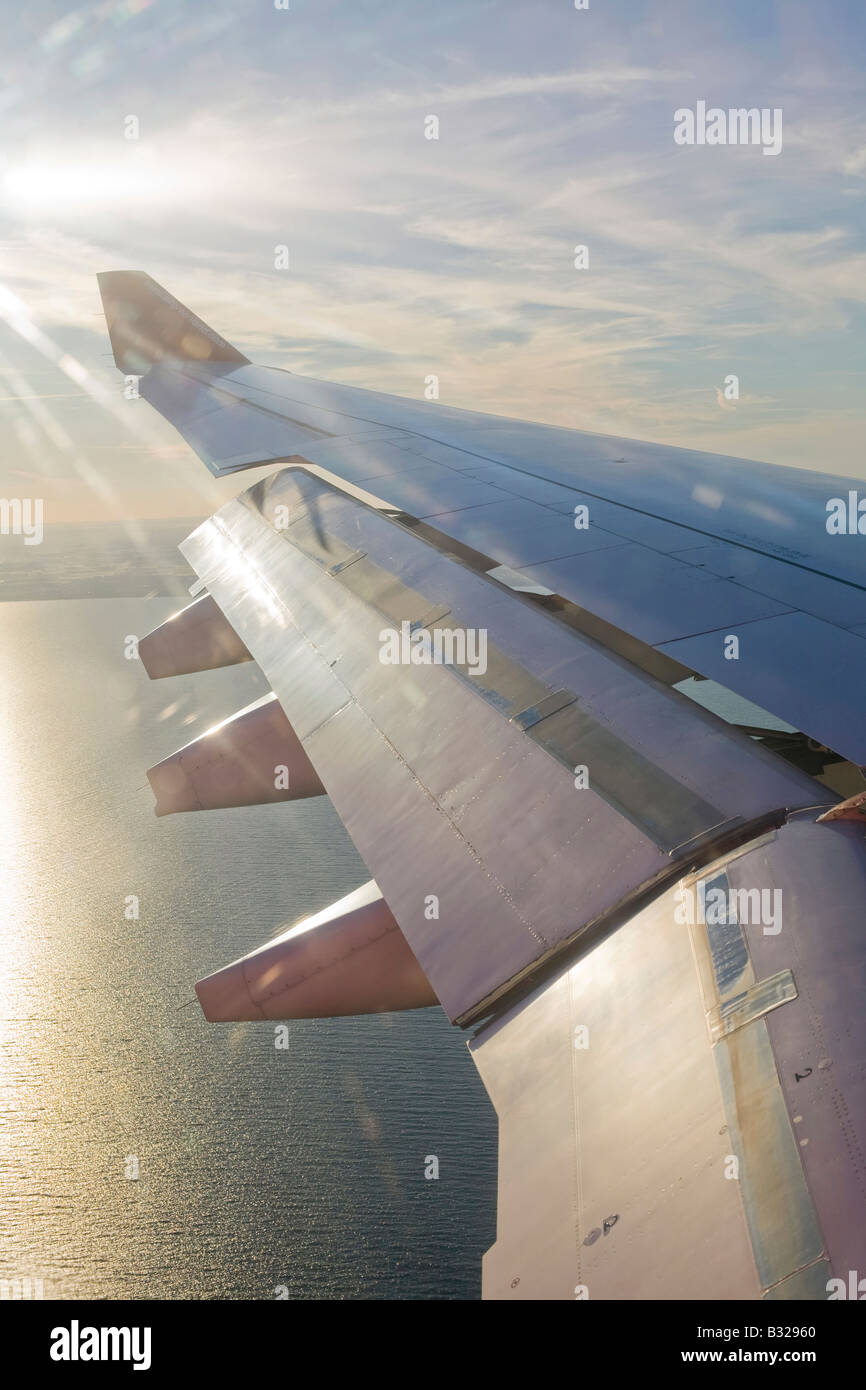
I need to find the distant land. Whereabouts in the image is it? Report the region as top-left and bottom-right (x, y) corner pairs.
(0, 519), (202, 600)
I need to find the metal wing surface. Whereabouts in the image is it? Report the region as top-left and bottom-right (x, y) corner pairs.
(99, 270), (866, 765)
(100, 271), (866, 1301)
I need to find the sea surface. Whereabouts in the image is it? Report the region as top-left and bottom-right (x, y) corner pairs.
(0, 593), (498, 1300)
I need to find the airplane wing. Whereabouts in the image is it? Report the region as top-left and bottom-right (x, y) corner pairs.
(99, 270), (866, 1300)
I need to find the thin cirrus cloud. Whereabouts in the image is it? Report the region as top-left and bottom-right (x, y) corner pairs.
(0, 1), (864, 525)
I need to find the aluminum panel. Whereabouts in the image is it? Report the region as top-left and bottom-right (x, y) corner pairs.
(569, 494), (711, 553)
(724, 816), (866, 1286)
(175, 400), (322, 472)
(419, 497), (626, 568)
(670, 543), (866, 629)
(290, 436), (430, 485)
(470, 874), (760, 1299)
(520, 544), (793, 645)
(659, 611), (866, 763)
(473, 809), (866, 1300)
(450, 461), (585, 509)
(337, 460), (506, 516)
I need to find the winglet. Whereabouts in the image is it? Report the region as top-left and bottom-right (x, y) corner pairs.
(97, 270), (249, 375)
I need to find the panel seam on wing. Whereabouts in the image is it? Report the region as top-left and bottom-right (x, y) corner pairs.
(206, 517), (552, 954)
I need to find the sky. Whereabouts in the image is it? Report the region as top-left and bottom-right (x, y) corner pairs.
(1, 0), (866, 522)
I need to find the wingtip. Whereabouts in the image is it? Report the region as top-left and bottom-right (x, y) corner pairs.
(97, 269), (249, 374)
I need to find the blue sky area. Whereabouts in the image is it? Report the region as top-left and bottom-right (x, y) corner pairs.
(1, 0), (865, 519)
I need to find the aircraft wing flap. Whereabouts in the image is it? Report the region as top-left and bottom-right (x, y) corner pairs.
(178, 467), (824, 1024)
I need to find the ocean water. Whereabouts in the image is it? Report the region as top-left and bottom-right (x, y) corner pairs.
(0, 598), (497, 1300)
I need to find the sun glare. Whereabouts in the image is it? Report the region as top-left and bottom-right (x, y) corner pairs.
(3, 158), (175, 209)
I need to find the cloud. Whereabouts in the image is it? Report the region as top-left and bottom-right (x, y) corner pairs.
(0, 1), (865, 524)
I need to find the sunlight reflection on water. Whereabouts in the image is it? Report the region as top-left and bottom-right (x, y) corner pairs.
(0, 600), (496, 1300)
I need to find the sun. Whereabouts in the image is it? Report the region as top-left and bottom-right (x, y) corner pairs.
(2, 150), (174, 211)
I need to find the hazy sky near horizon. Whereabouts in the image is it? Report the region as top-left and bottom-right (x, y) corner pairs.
(1, 0), (865, 522)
